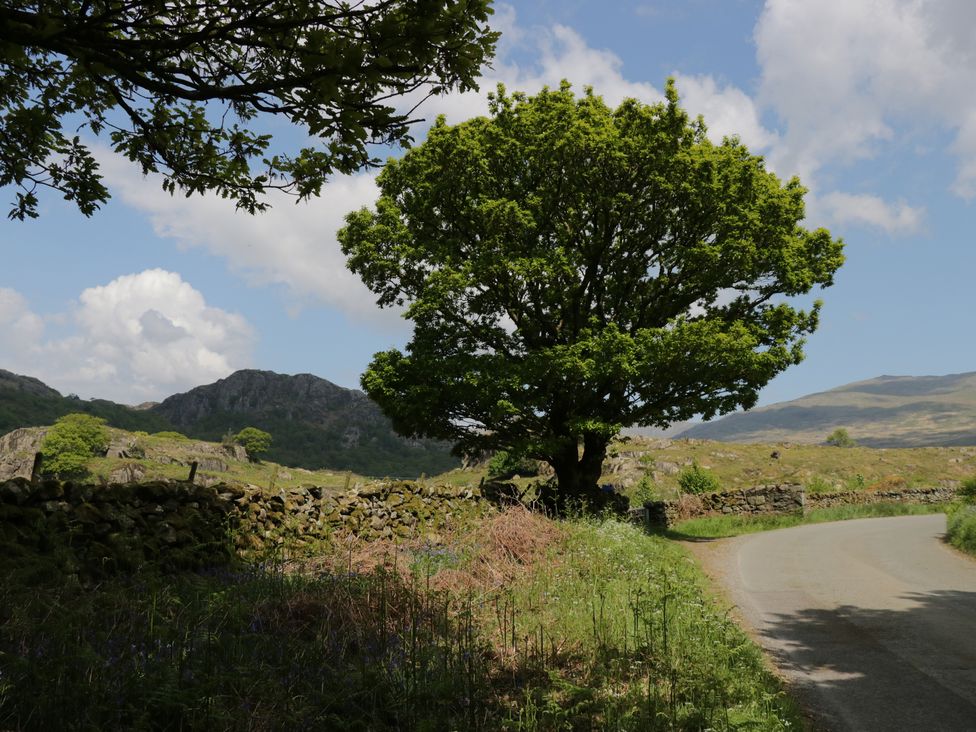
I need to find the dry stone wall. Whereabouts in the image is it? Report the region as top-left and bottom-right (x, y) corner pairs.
(638, 483), (956, 529)
(805, 485), (955, 509)
(0, 477), (482, 578)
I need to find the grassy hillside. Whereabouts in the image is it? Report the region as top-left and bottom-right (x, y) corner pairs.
(679, 371), (976, 447)
(608, 437), (976, 499)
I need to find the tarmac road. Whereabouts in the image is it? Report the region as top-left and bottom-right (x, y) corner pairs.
(692, 514), (976, 731)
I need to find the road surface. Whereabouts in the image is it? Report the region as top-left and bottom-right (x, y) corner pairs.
(690, 514), (976, 731)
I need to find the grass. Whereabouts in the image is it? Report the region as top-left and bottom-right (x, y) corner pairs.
(612, 438), (976, 503)
(946, 502), (976, 556)
(670, 502), (948, 539)
(0, 508), (801, 730)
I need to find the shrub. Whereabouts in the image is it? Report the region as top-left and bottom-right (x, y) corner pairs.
(825, 428), (857, 447)
(805, 476), (835, 494)
(959, 475), (976, 503)
(486, 450), (538, 480)
(41, 413), (109, 478)
(632, 474), (660, 505)
(234, 427), (273, 461)
(677, 462), (721, 495)
(153, 431), (189, 441)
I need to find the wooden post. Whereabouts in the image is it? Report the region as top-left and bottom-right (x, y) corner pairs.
(30, 452), (43, 484)
(188, 461), (198, 483)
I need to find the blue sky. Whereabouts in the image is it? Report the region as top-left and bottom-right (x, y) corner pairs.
(2, 0), (975, 415)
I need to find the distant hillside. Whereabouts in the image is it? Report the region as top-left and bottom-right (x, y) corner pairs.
(0, 369), (174, 434)
(0, 368), (458, 477)
(149, 370), (458, 477)
(678, 372), (976, 447)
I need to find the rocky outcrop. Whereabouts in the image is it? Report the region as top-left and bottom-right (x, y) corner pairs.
(0, 427), (44, 480)
(151, 370), (375, 427)
(148, 369), (457, 477)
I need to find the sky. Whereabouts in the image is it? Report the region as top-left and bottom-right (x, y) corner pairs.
(2, 0), (975, 416)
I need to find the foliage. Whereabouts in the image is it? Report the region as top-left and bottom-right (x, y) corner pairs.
(1, 0), (498, 219)
(0, 513), (801, 730)
(947, 505), (976, 556)
(825, 427), (857, 447)
(805, 475), (835, 494)
(486, 449), (538, 479)
(152, 431), (190, 441)
(677, 462), (721, 495)
(234, 427), (273, 461)
(341, 80), (844, 505)
(958, 475), (976, 502)
(846, 473), (867, 491)
(40, 413), (109, 477)
(632, 474), (661, 505)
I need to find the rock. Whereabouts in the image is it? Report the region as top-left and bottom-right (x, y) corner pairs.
(109, 463), (147, 484)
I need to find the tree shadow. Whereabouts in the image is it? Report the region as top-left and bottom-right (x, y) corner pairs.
(755, 590), (976, 731)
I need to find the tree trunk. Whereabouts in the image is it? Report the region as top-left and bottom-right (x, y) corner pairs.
(546, 432), (609, 513)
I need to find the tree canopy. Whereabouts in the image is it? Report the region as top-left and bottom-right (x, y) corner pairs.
(233, 426), (272, 461)
(41, 412), (108, 477)
(0, 0), (498, 219)
(340, 81), (845, 504)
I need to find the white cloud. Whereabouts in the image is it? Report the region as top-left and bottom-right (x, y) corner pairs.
(0, 288), (44, 354)
(98, 152), (391, 323)
(0, 271), (254, 402)
(756, 0), (976, 198)
(672, 73), (778, 152)
(815, 192), (924, 235)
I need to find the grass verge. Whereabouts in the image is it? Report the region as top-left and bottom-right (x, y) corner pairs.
(0, 509), (800, 730)
(669, 502), (948, 539)
(946, 503), (976, 556)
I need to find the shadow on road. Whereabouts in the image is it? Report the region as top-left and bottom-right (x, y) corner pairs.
(758, 590), (976, 731)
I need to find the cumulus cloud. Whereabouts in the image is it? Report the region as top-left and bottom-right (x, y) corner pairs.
(815, 192), (924, 235)
(0, 271), (254, 402)
(756, 0), (976, 198)
(672, 73), (778, 152)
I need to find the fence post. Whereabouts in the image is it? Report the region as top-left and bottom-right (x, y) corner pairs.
(30, 452), (43, 484)
(188, 461), (198, 483)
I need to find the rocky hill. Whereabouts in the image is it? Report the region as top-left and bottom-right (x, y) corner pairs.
(149, 370), (457, 476)
(678, 371), (976, 447)
(0, 369), (457, 477)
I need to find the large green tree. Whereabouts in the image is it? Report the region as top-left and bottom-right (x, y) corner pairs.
(0, 0), (498, 219)
(340, 81), (845, 505)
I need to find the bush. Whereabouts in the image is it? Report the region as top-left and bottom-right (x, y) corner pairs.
(486, 450), (538, 480)
(825, 428), (857, 447)
(632, 474), (660, 505)
(153, 431), (189, 441)
(677, 462), (720, 495)
(234, 427), (273, 461)
(947, 504), (976, 555)
(805, 476), (835, 494)
(41, 413), (109, 478)
(959, 475), (976, 503)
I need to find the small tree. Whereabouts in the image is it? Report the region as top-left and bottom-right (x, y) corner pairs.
(825, 428), (857, 448)
(677, 462), (721, 495)
(340, 81), (844, 507)
(41, 413), (109, 478)
(234, 427), (272, 461)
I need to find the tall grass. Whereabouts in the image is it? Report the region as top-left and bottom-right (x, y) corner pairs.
(1, 509), (800, 730)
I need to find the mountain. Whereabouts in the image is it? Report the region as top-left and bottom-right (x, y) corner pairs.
(0, 368), (458, 477)
(677, 371), (976, 447)
(148, 370), (457, 476)
(0, 369), (173, 435)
